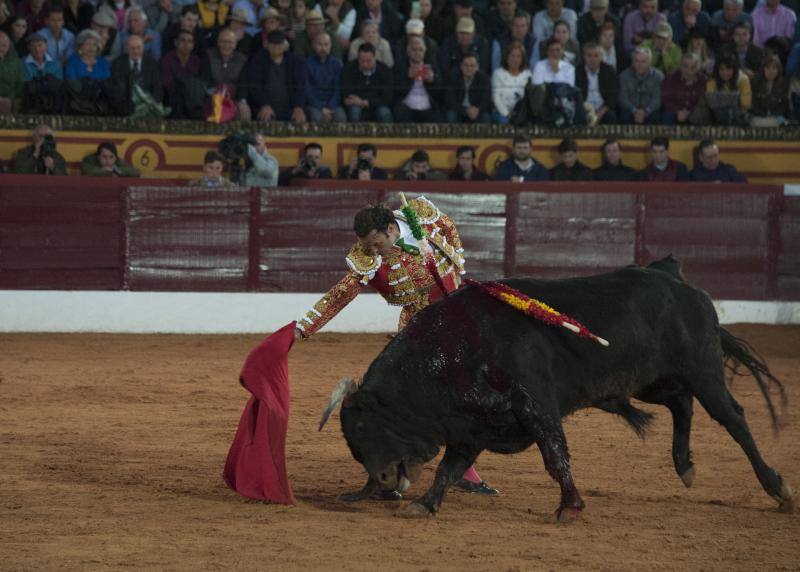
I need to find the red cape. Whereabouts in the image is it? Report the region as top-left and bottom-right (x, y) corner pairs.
(223, 322), (297, 505)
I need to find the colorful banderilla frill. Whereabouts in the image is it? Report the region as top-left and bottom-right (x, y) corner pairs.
(465, 279), (610, 347)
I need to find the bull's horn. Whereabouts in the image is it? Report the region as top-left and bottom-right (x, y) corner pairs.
(319, 377), (358, 431)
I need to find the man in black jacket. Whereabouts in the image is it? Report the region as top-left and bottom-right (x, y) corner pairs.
(593, 138), (638, 181)
(575, 41), (619, 124)
(445, 52), (492, 123)
(111, 35), (163, 106)
(338, 143), (389, 179)
(549, 138), (593, 180)
(393, 36), (441, 122)
(341, 43), (394, 122)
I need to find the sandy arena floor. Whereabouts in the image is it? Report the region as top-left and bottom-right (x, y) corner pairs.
(1, 325), (799, 571)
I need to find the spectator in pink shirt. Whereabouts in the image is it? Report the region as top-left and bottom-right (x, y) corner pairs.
(751, 0), (796, 48)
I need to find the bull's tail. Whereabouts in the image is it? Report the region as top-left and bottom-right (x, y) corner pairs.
(720, 327), (787, 435)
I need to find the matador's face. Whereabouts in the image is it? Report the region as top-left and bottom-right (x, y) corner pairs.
(358, 223), (401, 257)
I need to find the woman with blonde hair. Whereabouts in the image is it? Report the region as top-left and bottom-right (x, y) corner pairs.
(491, 40), (532, 124)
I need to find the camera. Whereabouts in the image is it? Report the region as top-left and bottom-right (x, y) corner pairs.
(218, 133), (256, 184)
(40, 134), (57, 159)
(299, 157), (317, 175)
(356, 158), (371, 172)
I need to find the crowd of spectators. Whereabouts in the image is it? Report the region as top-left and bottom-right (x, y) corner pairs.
(0, 0), (797, 125)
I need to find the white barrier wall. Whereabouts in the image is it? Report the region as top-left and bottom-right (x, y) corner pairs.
(0, 291), (797, 333)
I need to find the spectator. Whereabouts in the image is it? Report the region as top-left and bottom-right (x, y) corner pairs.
(494, 134), (549, 181)
(305, 31), (346, 122)
(37, 4), (74, 66)
(394, 149), (447, 180)
(352, 0), (403, 44)
(162, 6), (202, 57)
(394, 18), (438, 68)
(623, 0), (666, 53)
(200, 28), (247, 103)
(491, 13), (536, 71)
(549, 137), (593, 181)
(598, 20), (628, 72)
(143, 0), (172, 35)
(11, 124), (67, 175)
(288, 0), (309, 42)
(231, 0), (264, 36)
(751, 0), (796, 48)
(750, 55), (789, 125)
(338, 142), (388, 179)
(90, 8), (120, 60)
(341, 42), (394, 122)
(577, 41), (619, 124)
(295, 9), (341, 59)
(111, 35), (163, 105)
(641, 136), (689, 181)
(65, 29), (110, 80)
(486, 0), (528, 44)
(700, 55), (752, 124)
(197, 0), (230, 35)
(532, 0), (577, 59)
(238, 30), (307, 123)
(393, 36), (440, 122)
(577, 0), (621, 50)
(244, 133), (280, 187)
(438, 17), (491, 76)
(685, 27), (714, 75)
(789, 62), (800, 120)
(667, 0), (710, 48)
(226, 7), (255, 55)
(445, 51), (492, 123)
(787, 40), (800, 77)
(80, 142), (140, 177)
(661, 52), (706, 124)
(448, 145), (490, 180)
(491, 40), (532, 123)
(0, 30), (24, 113)
(278, 142), (333, 185)
(160, 30), (202, 111)
(719, 22), (764, 80)
(17, 0), (47, 33)
(348, 20), (393, 68)
(314, 0), (356, 53)
(63, 0), (95, 36)
(97, 0), (134, 31)
(618, 46), (663, 123)
(640, 22), (681, 75)
(22, 32), (62, 80)
(544, 20), (579, 65)
(7, 16), (29, 58)
(689, 139), (747, 182)
(257, 8), (286, 52)
(119, 6), (162, 60)
(710, 0), (751, 48)
(192, 150), (234, 187)
(533, 36), (575, 85)
(438, 0), (487, 47)
(593, 139), (637, 181)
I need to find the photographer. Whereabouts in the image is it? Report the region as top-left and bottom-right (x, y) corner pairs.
(394, 149), (446, 181)
(11, 124), (67, 175)
(245, 134), (279, 187)
(81, 142), (141, 177)
(278, 142), (332, 186)
(338, 143), (388, 180)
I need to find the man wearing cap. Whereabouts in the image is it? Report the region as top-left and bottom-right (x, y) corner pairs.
(639, 22), (681, 75)
(36, 5), (74, 66)
(294, 9), (342, 58)
(352, 0), (403, 44)
(22, 32), (63, 80)
(257, 7), (286, 52)
(440, 0), (487, 46)
(91, 9), (122, 59)
(577, 0), (621, 48)
(238, 30), (308, 123)
(532, 0), (577, 59)
(394, 18), (438, 68)
(438, 16), (491, 76)
(226, 6), (255, 54)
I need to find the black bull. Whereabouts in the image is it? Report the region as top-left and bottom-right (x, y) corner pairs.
(332, 257), (795, 519)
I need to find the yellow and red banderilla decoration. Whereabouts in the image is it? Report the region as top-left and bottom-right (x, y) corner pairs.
(465, 279), (610, 347)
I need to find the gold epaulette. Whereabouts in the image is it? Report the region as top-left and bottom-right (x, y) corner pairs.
(400, 196), (441, 225)
(345, 243), (381, 285)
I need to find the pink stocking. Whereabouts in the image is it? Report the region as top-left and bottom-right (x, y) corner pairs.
(462, 466), (482, 484)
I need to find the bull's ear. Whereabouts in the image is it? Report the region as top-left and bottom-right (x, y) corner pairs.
(319, 377), (358, 431)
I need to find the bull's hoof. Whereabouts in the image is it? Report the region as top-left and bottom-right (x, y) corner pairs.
(776, 482), (796, 514)
(680, 466), (696, 489)
(396, 502), (433, 519)
(555, 506), (582, 523)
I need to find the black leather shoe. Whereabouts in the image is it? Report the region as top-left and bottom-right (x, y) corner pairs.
(370, 489), (402, 501)
(454, 479), (500, 496)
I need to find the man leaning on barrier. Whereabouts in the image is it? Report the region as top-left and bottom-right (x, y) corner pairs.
(11, 124), (67, 175)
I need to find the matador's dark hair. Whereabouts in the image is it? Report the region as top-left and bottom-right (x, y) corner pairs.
(353, 204), (396, 238)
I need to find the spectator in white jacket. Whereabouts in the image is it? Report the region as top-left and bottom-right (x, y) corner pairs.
(245, 133), (280, 187)
(491, 40), (533, 123)
(532, 37), (575, 85)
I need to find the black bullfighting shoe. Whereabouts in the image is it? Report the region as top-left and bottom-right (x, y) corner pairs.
(454, 479), (500, 496)
(370, 489), (402, 501)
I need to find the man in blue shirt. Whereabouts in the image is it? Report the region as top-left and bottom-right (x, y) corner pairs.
(493, 134), (550, 182)
(37, 5), (74, 66)
(305, 32), (346, 122)
(22, 32), (63, 80)
(689, 139), (747, 182)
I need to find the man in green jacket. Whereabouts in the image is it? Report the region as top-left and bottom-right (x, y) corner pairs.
(0, 31), (24, 114)
(80, 142), (141, 177)
(11, 124), (68, 175)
